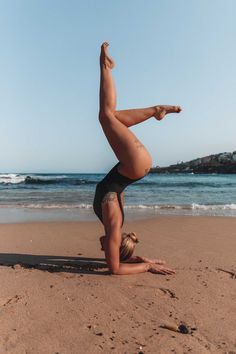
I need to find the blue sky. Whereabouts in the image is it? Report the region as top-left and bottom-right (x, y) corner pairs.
(0, 0), (236, 173)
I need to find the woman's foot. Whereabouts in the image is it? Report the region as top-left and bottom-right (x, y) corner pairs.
(100, 42), (115, 69)
(154, 105), (182, 121)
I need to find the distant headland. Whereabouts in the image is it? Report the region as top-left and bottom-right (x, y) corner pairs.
(150, 151), (236, 174)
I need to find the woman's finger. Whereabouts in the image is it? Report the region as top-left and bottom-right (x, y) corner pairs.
(155, 259), (166, 265)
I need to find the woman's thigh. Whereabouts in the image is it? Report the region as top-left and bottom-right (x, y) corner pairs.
(100, 113), (152, 179)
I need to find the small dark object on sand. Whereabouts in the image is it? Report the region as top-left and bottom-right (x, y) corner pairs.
(96, 332), (103, 336)
(178, 324), (189, 334)
(160, 323), (190, 334)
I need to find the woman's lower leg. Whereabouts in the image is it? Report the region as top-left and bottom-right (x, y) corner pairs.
(114, 107), (156, 127)
(115, 105), (182, 127)
(99, 45), (117, 115)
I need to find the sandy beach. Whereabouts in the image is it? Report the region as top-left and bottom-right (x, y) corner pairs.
(0, 216), (236, 354)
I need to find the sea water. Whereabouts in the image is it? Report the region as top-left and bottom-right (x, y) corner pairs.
(0, 172), (236, 222)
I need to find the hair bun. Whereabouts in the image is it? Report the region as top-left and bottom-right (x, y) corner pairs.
(127, 232), (139, 244)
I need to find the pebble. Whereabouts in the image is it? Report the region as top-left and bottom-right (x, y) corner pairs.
(178, 324), (189, 334)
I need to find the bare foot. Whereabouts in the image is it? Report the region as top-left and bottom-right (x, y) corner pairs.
(100, 42), (115, 69)
(154, 105), (182, 121)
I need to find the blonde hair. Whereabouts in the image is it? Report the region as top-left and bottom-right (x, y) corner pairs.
(119, 232), (139, 261)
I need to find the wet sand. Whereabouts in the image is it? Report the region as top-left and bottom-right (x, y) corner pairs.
(0, 216), (236, 354)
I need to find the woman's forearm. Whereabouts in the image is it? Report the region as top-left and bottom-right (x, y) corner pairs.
(123, 255), (143, 263)
(126, 255), (166, 265)
(112, 262), (150, 275)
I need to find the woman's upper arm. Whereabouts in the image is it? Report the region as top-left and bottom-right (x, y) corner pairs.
(101, 192), (122, 273)
(105, 226), (121, 274)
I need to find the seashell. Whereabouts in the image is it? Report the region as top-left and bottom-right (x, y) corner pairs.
(160, 323), (179, 332)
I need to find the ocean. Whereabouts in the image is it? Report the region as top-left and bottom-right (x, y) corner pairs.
(0, 172), (236, 223)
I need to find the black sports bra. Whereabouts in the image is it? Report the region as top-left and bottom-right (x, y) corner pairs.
(93, 163), (141, 226)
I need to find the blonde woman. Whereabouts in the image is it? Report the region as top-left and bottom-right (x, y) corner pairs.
(93, 43), (181, 275)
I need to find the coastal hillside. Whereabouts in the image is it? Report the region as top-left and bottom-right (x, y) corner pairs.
(150, 151), (236, 174)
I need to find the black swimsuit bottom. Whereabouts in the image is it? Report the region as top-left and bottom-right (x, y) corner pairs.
(93, 163), (142, 226)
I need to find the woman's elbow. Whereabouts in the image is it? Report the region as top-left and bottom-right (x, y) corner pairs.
(109, 265), (120, 275)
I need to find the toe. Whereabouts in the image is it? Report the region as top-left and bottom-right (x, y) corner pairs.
(101, 42), (108, 48)
(170, 106), (181, 113)
(176, 106), (182, 112)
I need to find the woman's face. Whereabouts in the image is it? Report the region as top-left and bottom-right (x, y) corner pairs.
(99, 235), (107, 251)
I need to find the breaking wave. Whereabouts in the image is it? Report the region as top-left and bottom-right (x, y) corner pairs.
(0, 202), (236, 211)
(0, 174), (97, 186)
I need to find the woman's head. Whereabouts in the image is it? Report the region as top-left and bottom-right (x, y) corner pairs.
(99, 232), (139, 261)
(119, 232), (139, 261)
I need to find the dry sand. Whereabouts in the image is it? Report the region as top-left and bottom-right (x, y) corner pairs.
(0, 216), (236, 354)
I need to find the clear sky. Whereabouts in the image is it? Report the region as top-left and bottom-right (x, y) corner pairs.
(1, 0), (236, 173)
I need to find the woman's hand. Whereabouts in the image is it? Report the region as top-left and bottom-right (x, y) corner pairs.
(148, 264), (176, 275)
(140, 256), (166, 265)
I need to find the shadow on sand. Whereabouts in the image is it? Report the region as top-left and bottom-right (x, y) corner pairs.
(0, 253), (109, 275)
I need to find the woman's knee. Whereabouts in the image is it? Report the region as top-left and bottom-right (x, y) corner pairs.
(99, 109), (115, 123)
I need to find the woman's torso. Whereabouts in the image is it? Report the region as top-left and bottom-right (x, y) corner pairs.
(93, 163), (141, 226)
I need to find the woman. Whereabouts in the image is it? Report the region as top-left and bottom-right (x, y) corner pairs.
(93, 42), (181, 275)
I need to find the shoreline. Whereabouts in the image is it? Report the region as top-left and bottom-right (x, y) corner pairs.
(0, 206), (236, 224)
(0, 213), (236, 225)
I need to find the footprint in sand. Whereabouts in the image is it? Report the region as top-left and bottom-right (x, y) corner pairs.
(216, 268), (236, 279)
(158, 288), (179, 300)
